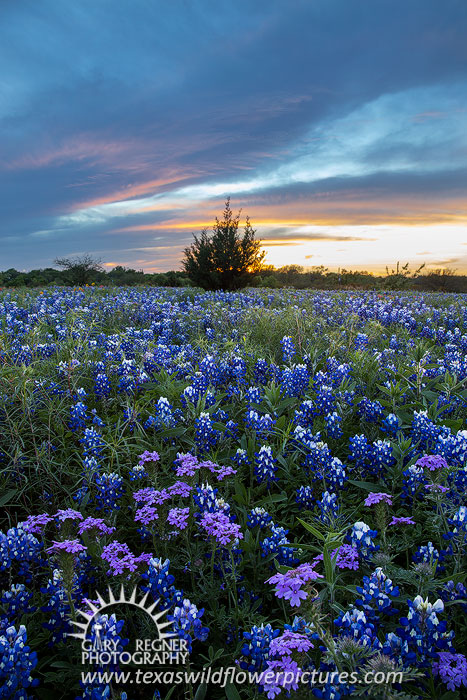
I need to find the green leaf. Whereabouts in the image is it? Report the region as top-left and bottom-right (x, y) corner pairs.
(297, 518), (325, 541)
(194, 683), (208, 700)
(347, 480), (384, 492)
(225, 683), (242, 700)
(0, 489), (18, 507)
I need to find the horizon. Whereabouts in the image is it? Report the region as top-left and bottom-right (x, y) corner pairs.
(1, 1), (467, 272)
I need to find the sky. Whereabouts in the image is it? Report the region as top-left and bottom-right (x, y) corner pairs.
(1, 0), (467, 273)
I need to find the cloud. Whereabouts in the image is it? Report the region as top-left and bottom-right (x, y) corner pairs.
(1, 0), (467, 269)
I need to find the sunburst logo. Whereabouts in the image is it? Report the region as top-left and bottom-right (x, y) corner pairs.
(68, 585), (189, 668)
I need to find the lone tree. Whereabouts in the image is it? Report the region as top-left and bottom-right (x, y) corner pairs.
(182, 199), (265, 290)
(54, 253), (103, 286)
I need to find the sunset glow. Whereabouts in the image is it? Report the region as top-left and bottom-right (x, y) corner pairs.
(1, 1), (466, 271)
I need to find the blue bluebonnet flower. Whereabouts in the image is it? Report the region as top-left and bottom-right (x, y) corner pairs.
(296, 485), (314, 510)
(401, 463), (427, 503)
(280, 365), (310, 397)
(0, 625), (39, 696)
(349, 522), (378, 558)
(357, 398), (384, 424)
(79, 614), (128, 699)
(142, 557), (184, 609)
(413, 542), (444, 571)
(326, 457), (347, 489)
(314, 386), (337, 416)
(355, 568), (399, 620)
(240, 623), (280, 672)
(354, 333), (369, 350)
(348, 434), (371, 469)
(0, 527), (43, 578)
(233, 448), (250, 467)
(69, 401), (88, 431)
(41, 570), (78, 645)
(334, 607), (381, 650)
(293, 399), (315, 428)
(245, 410), (276, 439)
(317, 491), (339, 524)
(254, 445), (277, 487)
(370, 439), (395, 474)
(246, 386), (262, 404)
(94, 473), (125, 512)
(325, 412), (343, 439)
(129, 464), (148, 480)
(261, 525), (297, 566)
(253, 359), (271, 385)
(194, 412), (219, 454)
(192, 483), (230, 517)
(439, 581), (467, 613)
(280, 336), (296, 363)
(381, 413), (401, 437)
(80, 428), (106, 458)
(1, 584), (35, 619)
(247, 507), (272, 529)
(396, 596), (454, 665)
(94, 372), (111, 399)
(168, 599), (209, 652)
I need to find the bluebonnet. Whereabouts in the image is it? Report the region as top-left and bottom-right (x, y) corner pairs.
(260, 525), (297, 566)
(0, 625), (39, 697)
(1, 584), (35, 619)
(254, 445), (277, 487)
(314, 385), (336, 416)
(240, 623), (280, 671)
(401, 464), (427, 503)
(245, 411), (276, 439)
(69, 401), (88, 431)
(413, 542), (444, 571)
(354, 333), (369, 350)
(142, 557), (184, 610)
(80, 428), (105, 458)
(348, 434), (371, 470)
(280, 365), (310, 397)
(0, 527), (43, 578)
(280, 336), (296, 364)
(349, 522), (378, 558)
(247, 507), (272, 529)
(94, 473), (125, 512)
(168, 599), (209, 652)
(246, 386), (262, 405)
(396, 596), (454, 665)
(381, 413), (401, 437)
(94, 372), (111, 399)
(253, 359), (271, 385)
(357, 398), (384, 424)
(233, 448), (250, 468)
(293, 399), (314, 428)
(296, 485), (314, 510)
(439, 581), (467, 613)
(325, 412), (343, 439)
(194, 412), (219, 454)
(355, 568), (399, 620)
(41, 570), (78, 645)
(334, 607), (381, 650)
(317, 491), (339, 524)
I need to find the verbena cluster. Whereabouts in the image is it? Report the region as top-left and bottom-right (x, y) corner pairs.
(1, 286), (466, 699)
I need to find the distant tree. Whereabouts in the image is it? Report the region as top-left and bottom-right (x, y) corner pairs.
(54, 253), (103, 286)
(182, 199), (265, 290)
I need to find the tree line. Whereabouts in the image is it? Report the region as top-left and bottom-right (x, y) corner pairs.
(2, 200), (466, 292)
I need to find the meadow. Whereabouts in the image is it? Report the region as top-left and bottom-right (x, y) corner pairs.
(1, 286), (466, 699)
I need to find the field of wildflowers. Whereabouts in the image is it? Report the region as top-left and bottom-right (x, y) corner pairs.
(1, 286), (466, 699)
